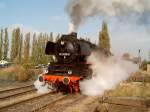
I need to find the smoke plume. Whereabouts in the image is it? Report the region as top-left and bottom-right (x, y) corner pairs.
(34, 73), (52, 94)
(66, 0), (150, 32)
(80, 52), (137, 96)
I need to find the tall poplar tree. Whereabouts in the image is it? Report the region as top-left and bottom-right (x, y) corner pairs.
(37, 33), (44, 64)
(0, 29), (3, 60)
(23, 32), (30, 63)
(3, 28), (9, 60)
(49, 32), (53, 42)
(10, 29), (15, 60)
(11, 28), (21, 61)
(55, 34), (60, 42)
(18, 34), (23, 64)
(31, 33), (37, 64)
(47, 32), (54, 63)
(99, 21), (111, 52)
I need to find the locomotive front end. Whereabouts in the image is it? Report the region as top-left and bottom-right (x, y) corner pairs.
(39, 64), (81, 93)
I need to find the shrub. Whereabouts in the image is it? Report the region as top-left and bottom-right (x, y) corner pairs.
(109, 82), (150, 97)
(13, 65), (29, 81)
(0, 65), (29, 82)
(140, 60), (150, 70)
(0, 65), (43, 82)
(22, 63), (34, 69)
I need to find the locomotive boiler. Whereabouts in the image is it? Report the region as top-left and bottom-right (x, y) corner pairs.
(38, 32), (106, 93)
(45, 32), (96, 64)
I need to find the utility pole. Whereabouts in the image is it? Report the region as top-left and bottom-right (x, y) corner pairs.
(148, 49), (150, 61)
(138, 49), (141, 69)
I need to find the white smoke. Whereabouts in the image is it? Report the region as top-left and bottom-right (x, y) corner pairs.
(34, 74), (52, 94)
(68, 22), (76, 33)
(67, 0), (150, 31)
(80, 52), (137, 96)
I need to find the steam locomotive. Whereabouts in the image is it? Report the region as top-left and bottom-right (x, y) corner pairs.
(38, 32), (109, 93)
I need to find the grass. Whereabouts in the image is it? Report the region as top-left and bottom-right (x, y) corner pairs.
(107, 82), (150, 97)
(140, 70), (150, 76)
(0, 65), (43, 82)
(104, 71), (150, 97)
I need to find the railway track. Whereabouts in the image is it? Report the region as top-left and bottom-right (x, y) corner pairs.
(32, 94), (73, 112)
(0, 85), (35, 99)
(0, 86), (86, 112)
(0, 84), (38, 109)
(0, 84), (33, 93)
(0, 83), (87, 112)
(0, 92), (67, 112)
(97, 97), (150, 112)
(0, 84), (68, 112)
(35, 94), (87, 112)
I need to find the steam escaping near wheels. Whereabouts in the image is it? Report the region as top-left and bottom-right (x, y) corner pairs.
(34, 74), (52, 94)
(79, 52), (138, 96)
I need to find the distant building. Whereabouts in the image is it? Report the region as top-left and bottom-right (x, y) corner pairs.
(122, 54), (141, 64)
(0, 60), (9, 68)
(122, 53), (130, 60)
(131, 57), (141, 64)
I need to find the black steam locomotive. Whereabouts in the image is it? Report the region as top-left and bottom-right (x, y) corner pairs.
(39, 32), (108, 93)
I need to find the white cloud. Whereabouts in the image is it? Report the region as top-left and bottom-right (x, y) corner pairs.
(110, 20), (150, 60)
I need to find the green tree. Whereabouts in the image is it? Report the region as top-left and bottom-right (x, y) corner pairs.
(49, 32), (53, 42)
(23, 33), (30, 63)
(18, 34), (23, 64)
(10, 29), (15, 60)
(3, 28), (9, 60)
(35, 33), (54, 64)
(36, 33), (42, 64)
(149, 49), (150, 61)
(55, 33), (60, 42)
(140, 60), (150, 70)
(11, 28), (21, 61)
(99, 21), (111, 52)
(37, 33), (46, 64)
(47, 32), (55, 63)
(0, 29), (3, 60)
(31, 33), (37, 65)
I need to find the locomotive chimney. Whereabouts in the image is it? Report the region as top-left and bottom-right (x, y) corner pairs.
(70, 32), (77, 38)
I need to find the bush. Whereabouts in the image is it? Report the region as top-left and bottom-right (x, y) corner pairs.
(0, 65), (44, 82)
(25, 69), (43, 80)
(22, 63), (34, 69)
(14, 65), (29, 81)
(108, 82), (150, 97)
(0, 65), (29, 82)
(0, 72), (16, 81)
(140, 60), (150, 70)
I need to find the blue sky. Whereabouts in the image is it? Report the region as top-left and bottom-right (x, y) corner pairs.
(0, 0), (102, 34)
(0, 0), (149, 60)
(0, 0), (69, 32)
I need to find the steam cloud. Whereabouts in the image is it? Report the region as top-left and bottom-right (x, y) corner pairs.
(67, 0), (150, 32)
(34, 74), (52, 94)
(80, 52), (137, 96)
